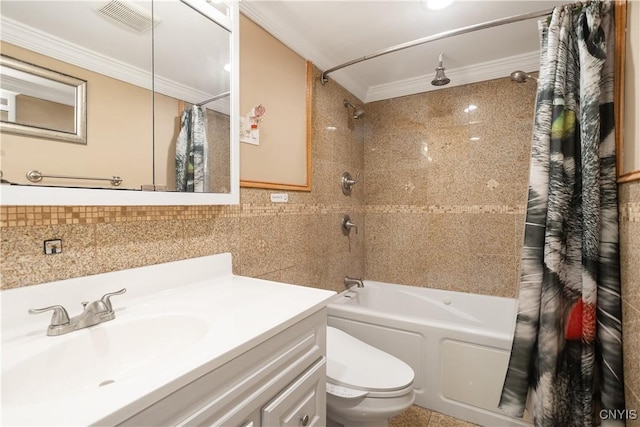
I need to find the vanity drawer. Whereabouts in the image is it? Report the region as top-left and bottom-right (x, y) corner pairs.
(262, 358), (325, 427)
(117, 309), (326, 427)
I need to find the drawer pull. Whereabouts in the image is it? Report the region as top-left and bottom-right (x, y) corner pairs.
(300, 414), (310, 426)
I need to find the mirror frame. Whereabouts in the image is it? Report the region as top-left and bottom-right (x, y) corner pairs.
(0, 54), (87, 145)
(0, 0), (239, 206)
(615, 0), (640, 183)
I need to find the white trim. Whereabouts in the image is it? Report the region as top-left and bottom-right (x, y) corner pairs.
(0, 184), (239, 206)
(1, 16), (153, 90)
(365, 51), (541, 103)
(0, 89), (17, 122)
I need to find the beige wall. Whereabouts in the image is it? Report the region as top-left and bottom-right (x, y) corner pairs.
(239, 16), (308, 187)
(623, 0), (639, 174)
(15, 95), (74, 132)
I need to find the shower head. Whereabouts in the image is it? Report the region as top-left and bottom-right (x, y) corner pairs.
(344, 99), (365, 119)
(510, 70), (538, 83)
(431, 52), (450, 87)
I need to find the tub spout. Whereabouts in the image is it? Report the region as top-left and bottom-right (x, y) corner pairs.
(344, 276), (364, 288)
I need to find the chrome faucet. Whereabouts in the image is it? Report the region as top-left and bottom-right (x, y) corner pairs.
(344, 276), (364, 289)
(29, 288), (126, 336)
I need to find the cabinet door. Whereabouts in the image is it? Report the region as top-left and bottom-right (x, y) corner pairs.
(261, 359), (326, 427)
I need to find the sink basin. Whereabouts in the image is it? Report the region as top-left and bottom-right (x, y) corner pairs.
(2, 314), (209, 406)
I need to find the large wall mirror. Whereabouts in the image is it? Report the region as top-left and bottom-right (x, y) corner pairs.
(0, 0), (239, 205)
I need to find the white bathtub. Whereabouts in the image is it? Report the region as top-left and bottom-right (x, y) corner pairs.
(327, 281), (532, 426)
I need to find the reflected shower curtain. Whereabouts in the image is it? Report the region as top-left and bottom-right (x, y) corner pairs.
(499, 2), (625, 426)
(176, 105), (207, 192)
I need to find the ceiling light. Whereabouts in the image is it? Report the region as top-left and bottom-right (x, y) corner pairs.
(424, 0), (454, 10)
(469, 136), (480, 141)
(463, 104), (477, 113)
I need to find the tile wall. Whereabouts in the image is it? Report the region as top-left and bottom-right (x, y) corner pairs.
(0, 67), (365, 293)
(364, 77), (536, 298)
(619, 180), (640, 425)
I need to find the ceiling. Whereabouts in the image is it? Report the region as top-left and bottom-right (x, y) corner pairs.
(239, 0), (566, 103)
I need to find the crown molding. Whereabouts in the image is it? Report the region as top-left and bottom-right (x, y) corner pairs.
(365, 51), (540, 103)
(238, 3), (541, 104)
(1, 16), (228, 113)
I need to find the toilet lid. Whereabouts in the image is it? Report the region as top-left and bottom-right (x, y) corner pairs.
(326, 326), (414, 392)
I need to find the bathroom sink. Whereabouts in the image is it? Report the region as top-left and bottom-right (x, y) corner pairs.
(2, 314), (209, 406)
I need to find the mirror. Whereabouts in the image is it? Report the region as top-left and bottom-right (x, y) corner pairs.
(0, 0), (239, 203)
(0, 55), (87, 144)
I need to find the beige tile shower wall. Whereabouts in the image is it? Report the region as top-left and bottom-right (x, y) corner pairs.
(0, 67), (365, 293)
(619, 181), (640, 426)
(364, 77), (536, 298)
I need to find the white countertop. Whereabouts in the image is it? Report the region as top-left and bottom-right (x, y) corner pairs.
(0, 253), (335, 426)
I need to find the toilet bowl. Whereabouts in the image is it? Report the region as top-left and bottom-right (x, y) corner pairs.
(326, 326), (415, 427)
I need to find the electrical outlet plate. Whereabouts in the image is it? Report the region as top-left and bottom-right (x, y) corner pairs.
(270, 193), (288, 203)
(44, 239), (62, 255)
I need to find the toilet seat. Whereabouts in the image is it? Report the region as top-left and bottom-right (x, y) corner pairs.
(326, 327), (414, 397)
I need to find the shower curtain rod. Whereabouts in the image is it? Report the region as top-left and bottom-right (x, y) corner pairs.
(320, 7), (555, 84)
(196, 90), (230, 106)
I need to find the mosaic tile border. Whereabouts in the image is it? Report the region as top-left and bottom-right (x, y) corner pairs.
(365, 204), (527, 214)
(0, 204), (365, 227)
(2, 202), (636, 228)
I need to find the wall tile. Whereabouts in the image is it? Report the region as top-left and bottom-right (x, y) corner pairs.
(95, 220), (185, 273)
(1, 223), (96, 288)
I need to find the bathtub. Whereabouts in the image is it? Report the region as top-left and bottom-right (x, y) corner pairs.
(327, 280), (532, 427)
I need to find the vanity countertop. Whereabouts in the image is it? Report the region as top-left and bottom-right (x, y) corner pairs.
(0, 253), (335, 426)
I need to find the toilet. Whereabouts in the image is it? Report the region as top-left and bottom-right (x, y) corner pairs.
(325, 326), (415, 427)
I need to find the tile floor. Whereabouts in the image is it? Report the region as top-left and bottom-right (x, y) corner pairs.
(390, 405), (479, 427)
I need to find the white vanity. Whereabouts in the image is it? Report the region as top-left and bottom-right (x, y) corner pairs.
(1, 253), (335, 426)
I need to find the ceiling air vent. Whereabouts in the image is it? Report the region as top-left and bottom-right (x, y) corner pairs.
(96, 1), (158, 33)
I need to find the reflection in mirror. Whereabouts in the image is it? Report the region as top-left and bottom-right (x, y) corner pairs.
(0, 55), (86, 144)
(152, 0), (231, 193)
(0, 0), (154, 190)
(0, 0), (233, 193)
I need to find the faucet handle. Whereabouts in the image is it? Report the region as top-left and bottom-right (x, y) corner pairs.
(341, 172), (360, 195)
(100, 288), (126, 312)
(28, 305), (70, 326)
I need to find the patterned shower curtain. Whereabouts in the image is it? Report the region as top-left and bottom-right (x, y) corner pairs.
(176, 105), (208, 192)
(499, 2), (626, 426)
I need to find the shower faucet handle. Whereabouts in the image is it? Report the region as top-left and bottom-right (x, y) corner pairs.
(341, 172), (360, 195)
(342, 215), (358, 235)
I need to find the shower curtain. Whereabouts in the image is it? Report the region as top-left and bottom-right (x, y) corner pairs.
(499, 2), (626, 426)
(176, 105), (208, 192)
